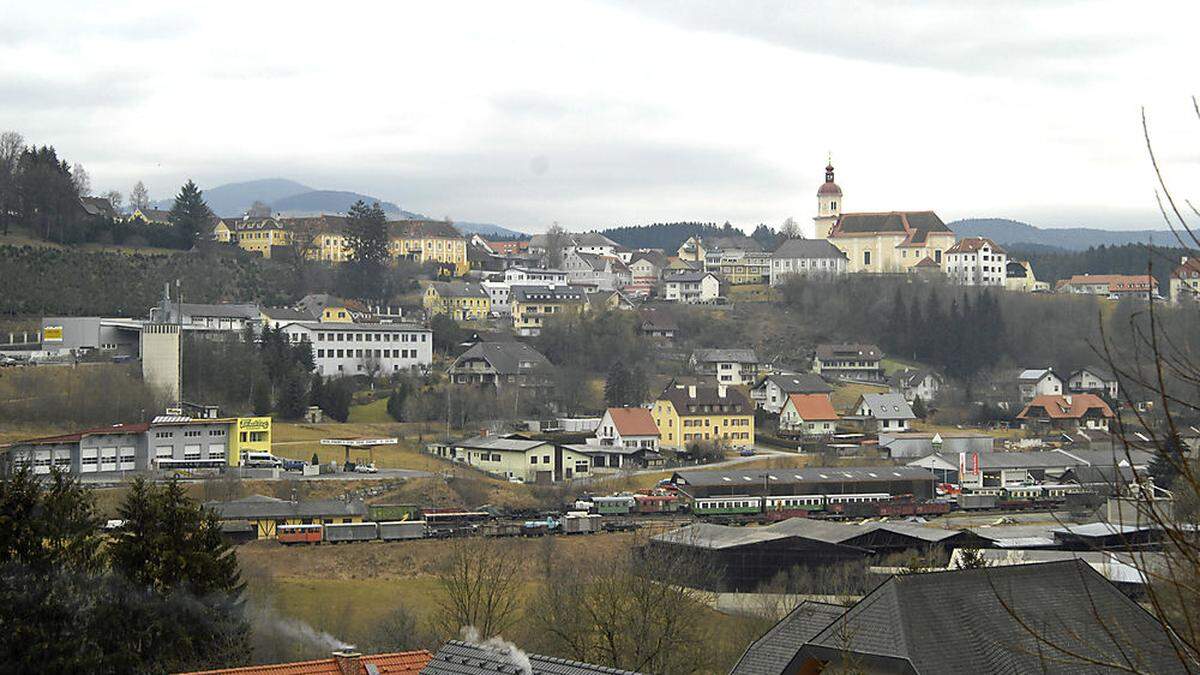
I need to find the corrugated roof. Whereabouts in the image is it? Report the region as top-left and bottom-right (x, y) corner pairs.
(422, 640), (641, 675)
(672, 465), (932, 488)
(182, 650), (432, 675)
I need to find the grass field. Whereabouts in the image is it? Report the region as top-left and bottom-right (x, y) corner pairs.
(347, 399), (393, 424)
(829, 381), (890, 411)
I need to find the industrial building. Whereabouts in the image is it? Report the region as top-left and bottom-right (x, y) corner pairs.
(0, 415), (272, 476)
(670, 465), (935, 500)
(279, 321), (432, 377)
(205, 494), (367, 539)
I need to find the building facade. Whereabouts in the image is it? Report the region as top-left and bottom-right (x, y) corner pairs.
(813, 343), (884, 382)
(768, 239), (848, 286)
(510, 285), (586, 336)
(422, 281), (491, 320)
(661, 271), (720, 303)
(652, 383), (755, 450)
(279, 322), (432, 377)
(944, 237), (1008, 286)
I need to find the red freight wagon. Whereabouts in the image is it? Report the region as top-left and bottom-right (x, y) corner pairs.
(277, 524), (323, 545)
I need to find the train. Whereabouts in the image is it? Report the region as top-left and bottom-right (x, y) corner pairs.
(278, 520), (428, 545)
(956, 484), (1092, 511)
(691, 492), (892, 517)
(574, 493), (681, 516)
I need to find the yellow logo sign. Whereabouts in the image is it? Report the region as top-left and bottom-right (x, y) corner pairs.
(238, 417), (271, 431)
(43, 326), (63, 342)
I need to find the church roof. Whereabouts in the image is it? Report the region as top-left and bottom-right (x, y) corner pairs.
(830, 211), (952, 244)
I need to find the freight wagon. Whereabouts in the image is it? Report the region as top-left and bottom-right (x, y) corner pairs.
(563, 513), (602, 534)
(324, 522), (379, 543)
(277, 524), (324, 545)
(379, 520), (427, 541)
(368, 504), (422, 522)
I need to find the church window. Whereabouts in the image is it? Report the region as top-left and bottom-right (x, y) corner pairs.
(863, 251), (871, 266)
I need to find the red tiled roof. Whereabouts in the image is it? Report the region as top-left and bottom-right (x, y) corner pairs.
(946, 237), (1006, 255)
(6, 423), (151, 447)
(1060, 274), (1158, 293)
(786, 394), (839, 421)
(913, 256), (941, 268)
(1017, 394), (1114, 420)
(606, 407), (659, 436)
(179, 650), (432, 675)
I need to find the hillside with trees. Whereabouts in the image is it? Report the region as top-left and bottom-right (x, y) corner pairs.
(600, 222), (728, 251)
(1009, 242), (1188, 288)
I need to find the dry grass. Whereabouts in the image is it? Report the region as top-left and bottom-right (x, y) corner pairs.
(829, 381), (890, 411)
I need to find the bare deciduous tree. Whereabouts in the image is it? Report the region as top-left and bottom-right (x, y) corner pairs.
(102, 190), (123, 214)
(543, 222), (568, 269)
(71, 162), (90, 197)
(433, 538), (524, 640)
(0, 130), (25, 235)
(129, 180), (150, 212)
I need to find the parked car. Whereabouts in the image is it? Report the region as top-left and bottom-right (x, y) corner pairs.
(242, 452), (283, 468)
(739, 448), (756, 457)
(353, 462), (378, 474)
(281, 459), (307, 472)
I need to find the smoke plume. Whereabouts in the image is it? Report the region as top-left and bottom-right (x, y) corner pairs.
(461, 626), (533, 675)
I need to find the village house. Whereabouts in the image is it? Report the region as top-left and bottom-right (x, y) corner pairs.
(571, 407), (666, 471)
(529, 231), (619, 259)
(510, 284), (586, 336)
(661, 270), (721, 303)
(812, 343), (884, 382)
(422, 281), (490, 321)
(446, 341), (551, 391)
(626, 250), (667, 297)
(849, 393), (916, 432)
(439, 434), (592, 483)
(259, 306), (315, 330)
(703, 237), (771, 285)
(675, 235), (707, 262)
(387, 219), (469, 275)
(944, 237), (1007, 286)
(750, 372), (834, 413)
(652, 383), (755, 451)
(768, 238), (848, 286)
(1016, 367), (1064, 402)
(638, 310), (677, 341)
(1056, 273), (1160, 299)
(562, 249), (632, 291)
(1017, 393), (1115, 433)
(1069, 366), (1119, 400)
(689, 348), (760, 385)
(585, 289), (635, 312)
(294, 293), (373, 323)
(1169, 256), (1200, 304)
(1005, 259), (1050, 292)
(232, 217), (292, 258)
(128, 207), (172, 226)
(889, 368), (943, 403)
(778, 393), (839, 436)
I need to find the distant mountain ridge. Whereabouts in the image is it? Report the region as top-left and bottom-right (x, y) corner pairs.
(452, 221), (527, 238)
(155, 178), (428, 219)
(949, 218), (1179, 251)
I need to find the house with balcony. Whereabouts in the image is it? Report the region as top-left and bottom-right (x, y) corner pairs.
(689, 348), (760, 385)
(510, 285), (587, 336)
(661, 271), (720, 303)
(447, 341), (552, 391)
(812, 343), (884, 382)
(750, 372), (833, 413)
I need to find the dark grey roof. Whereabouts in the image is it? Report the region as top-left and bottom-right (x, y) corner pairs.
(658, 383), (752, 414)
(1073, 365), (1116, 382)
(663, 271), (717, 283)
(730, 601), (845, 675)
(206, 495), (367, 520)
(672, 465), (932, 488)
(757, 373), (833, 395)
(166, 301), (261, 320)
(890, 368), (941, 389)
(793, 560), (1189, 675)
(706, 234), (762, 252)
(422, 639), (642, 675)
(770, 238), (848, 260)
(510, 285), (586, 303)
(80, 196), (118, 218)
(858, 393), (916, 421)
(815, 343), (881, 361)
(262, 306), (314, 321)
(450, 341), (551, 376)
(691, 348), (758, 364)
(429, 281), (488, 299)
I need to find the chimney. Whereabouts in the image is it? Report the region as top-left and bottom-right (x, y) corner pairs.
(332, 651), (363, 675)
(688, 385), (697, 398)
(718, 384), (727, 398)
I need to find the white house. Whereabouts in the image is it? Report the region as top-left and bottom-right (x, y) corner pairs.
(627, 251), (666, 297)
(769, 239), (849, 286)
(889, 369), (943, 403)
(778, 394), (839, 436)
(944, 237), (1008, 287)
(852, 393), (916, 432)
(750, 372), (834, 413)
(562, 250), (631, 291)
(594, 407), (660, 452)
(503, 266), (569, 285)
(280, 322), (432, 378)
(662, 271), (720, 303)
(1018, 368), (1064, 402)
(689, 348), (760, 385)
(1069, 367), (1119, 400)
(480, 280), (511, 316)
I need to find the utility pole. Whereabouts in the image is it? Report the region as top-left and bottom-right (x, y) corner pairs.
(176, 278), (183, 408)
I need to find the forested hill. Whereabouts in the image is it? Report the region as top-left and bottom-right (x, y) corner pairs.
(600, 222), (731, 251)
(1008, 242), (1188, 289)
(950, 218), (1175, 251)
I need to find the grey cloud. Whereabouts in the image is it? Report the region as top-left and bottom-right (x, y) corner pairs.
(0, 74), (151, 112)
(606, 0), (1139, 81)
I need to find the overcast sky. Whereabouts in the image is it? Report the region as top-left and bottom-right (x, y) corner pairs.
(2, 1), (1197, 234)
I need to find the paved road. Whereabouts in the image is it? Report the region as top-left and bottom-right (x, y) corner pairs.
(76, 467), (432, 486)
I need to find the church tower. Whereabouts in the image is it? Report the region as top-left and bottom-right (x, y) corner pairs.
(813, 157), (842, 239)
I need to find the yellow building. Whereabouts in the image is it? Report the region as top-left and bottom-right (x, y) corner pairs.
(652, 383), (755, 450)
(212, 218), (235, 243)
(227, 416), (272, 466)
(510, 285), (587, 336)
(390, 220), (469, 276)
(423, 281), (491, 321)
(206, 494), (366, 539)
(826, 211), (956, 273)
(233, 218), (293, 258)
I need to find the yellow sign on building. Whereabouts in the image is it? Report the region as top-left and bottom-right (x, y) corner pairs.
(227, 417), (272, 465)
(43, 326), (63, 342)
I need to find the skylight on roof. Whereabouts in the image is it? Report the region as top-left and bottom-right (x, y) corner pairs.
(868, 472), (878, 477)
(819, 474), (828, 479)
(892, 472), (902, 476)
(722, 477), (731, 482)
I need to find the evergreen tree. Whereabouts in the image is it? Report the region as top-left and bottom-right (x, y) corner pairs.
(294, 340), (315, 373)
(251, 375), (272, 416)
(168, 179), (213, 248)
(907, 296), (924, 361)
(911, 395), (927, 420)
(341, 200), (390, 301)
(604, 362), (631, 407)
(887, 287), (909, 356)
(309, 373), (326, 412)
(276, 370), (309, 419)
(1149, 434), (1186, 489)
(322, 377), (354, 422)
(311, 452), (320, 465)
(386, 383), (410, 422)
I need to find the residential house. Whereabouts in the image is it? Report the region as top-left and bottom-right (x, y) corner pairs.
(850, 393), (916, 432)
(479, 238), (529, 256)
(889, 368), (943, 403)
(703, 238), (771, 285)
(502, 266), (570, 285)
(768, 239), (848, 286)
(750, 372), (833, 414)
(562, 249), (631, 291)
(689, 348), (760, 385)
(279, 322), (432, 377)
(479, 280), (511, 316)
(422, 281), (490, 321)
(729, 601), (847, 675)
(638, 310), (678, 341)
(1170, 256), (1200, 304)
(908, 255), (944, 277)
(529, 231), (618, 259)
(626, 250), (667, 297)
(78, 196), (118, 221)
(778, 394), (839, 436)
(661, 271), (720, 303)
(211, 218), (235, 243)
(1056, 274), (1160, 299)
(1017, 393), (1115, 433)
(585, 289), (635, 312)
(770, 561), (1188, 675)
(260, 306), (315, 330)
(510, 284), (586, 336)
(1005, 259), (1050, 292)
(944, 236), (1007, 286)
(388, 219), (468, 276)
(652, 383), (755, 450)
(440, 434), (592, 483)
(577, 407), (665, 470)
(446, 341), (551, 391)
(1017, 368), (1064, 402)
(676, 236), (707, 263)
(295, 294), (372, 323)
(233, 217), (292, 258)
(812, 343), (884, 382)
(129, 207), (172, 226)
(152, 301), (262, 335)
(1069, 366), (1119, 400)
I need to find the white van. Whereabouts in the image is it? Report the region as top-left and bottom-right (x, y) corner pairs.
(242, 451), (282, 468)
